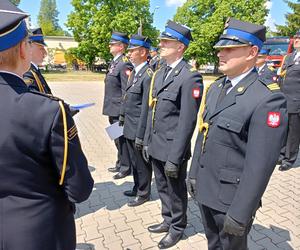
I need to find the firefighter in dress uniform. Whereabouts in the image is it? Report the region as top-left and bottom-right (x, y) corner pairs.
(187, 18), (287, 250)
(102, 31), (133, 179)
(0, 2), (94, 250)
(120, 34), (153, 206)
(278, 29), (300, 171)
(143, 20), (203, 249)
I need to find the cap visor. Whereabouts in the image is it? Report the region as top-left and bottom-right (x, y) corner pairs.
(214, 39), (249, 49)
(128, 44), (142, 49)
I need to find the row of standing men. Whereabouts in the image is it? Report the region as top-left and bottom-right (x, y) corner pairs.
(101, 17), (295, 249)
(0, 2), (93, 250)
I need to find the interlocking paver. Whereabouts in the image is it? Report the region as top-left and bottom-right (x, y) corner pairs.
(50, 81), (300, 250)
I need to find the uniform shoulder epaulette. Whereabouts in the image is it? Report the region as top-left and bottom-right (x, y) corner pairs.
(146, 68), (153, 77)
(261, 81), (281, 92)
(268, 66), (275, 72)
(122, 56), (129, 62)
(215, 75), (226, 82)
(29, 90), (63, 101)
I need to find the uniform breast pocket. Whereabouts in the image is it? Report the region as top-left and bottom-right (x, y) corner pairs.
(214, 116), (244, 148)
(218, 168), (241, 205)
(129, 85), (142, 94)
(159, 91), (179, 113)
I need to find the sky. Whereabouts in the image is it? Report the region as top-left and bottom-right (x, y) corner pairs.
(19, 0), (295, 32)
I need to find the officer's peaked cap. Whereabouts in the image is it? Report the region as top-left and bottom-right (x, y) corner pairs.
(110, 31), (129, 45)
(0, 0), (29, 52)
(214, 18), (266, 49)
(150, 46), (158, 52)
(29, 27), (47, 46)
(159, 20), (193, 46)
(128, 34), (152, 49)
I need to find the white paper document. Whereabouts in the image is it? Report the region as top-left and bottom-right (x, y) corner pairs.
(105, 122), (123, 140)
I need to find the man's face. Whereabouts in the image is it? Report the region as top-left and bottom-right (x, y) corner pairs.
(30, 42), (47, 66)
(217, 46), (255, 77)
(128, 47), (143, 65)
(293, 36), (300, 50)
(109, 42), (123, 56)
(159, 39), (182, 59)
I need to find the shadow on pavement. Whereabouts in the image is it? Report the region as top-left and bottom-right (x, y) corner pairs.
(75, 179), (159, 218)
(76, 243), (95, 250)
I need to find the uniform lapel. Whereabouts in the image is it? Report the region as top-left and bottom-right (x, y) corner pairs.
(157, 60), (186, 94)
(126, 69), (135, 90)
(210, 71), (258, 119)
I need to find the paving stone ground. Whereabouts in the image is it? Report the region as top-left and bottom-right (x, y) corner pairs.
(50, 81), (300, 250)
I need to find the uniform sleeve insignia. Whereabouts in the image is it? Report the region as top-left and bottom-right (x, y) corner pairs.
(122, 56), (129, 62)
(267, 112), (280, 128)
(67, 125), (78, 140)
(125, 69), (132, 76)
(267, 83), (280, 91)
(192, 87), (201, 98)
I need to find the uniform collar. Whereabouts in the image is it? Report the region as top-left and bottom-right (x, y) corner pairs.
(113, 54), (122, 62)
(167, 57), (183, 69)
(227, 67), (254, 92)
(0, 70), (24, 81)
(134, 61), (147, 75)
(31, 62), (39, 70)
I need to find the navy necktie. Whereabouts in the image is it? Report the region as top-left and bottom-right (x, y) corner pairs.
(217, 79), (232, 106)
(163, 66), (172, 81)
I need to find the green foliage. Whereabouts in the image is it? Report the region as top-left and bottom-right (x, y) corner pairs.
(38, 0), (64, 36)
(276, 0), (300, 36)
(9, 0), (21, 5)
(67, 0), (159, 65)
(174, 0), (269, 64)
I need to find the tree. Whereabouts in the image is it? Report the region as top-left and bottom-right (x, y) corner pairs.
(174, 0), (269, 65)
(276, 0), (300, 36)
(10, 0), (21, 5)
(38, 0), (64, 36)
(67, 0), (159, 66)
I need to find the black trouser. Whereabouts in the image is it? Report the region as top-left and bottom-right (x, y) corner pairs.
(199, 204), (253, 250)
(126, 139), (152, 198)
(152, 158), (187, 237)
(108, 116), (130, 174)
(280, 113), (300, 167)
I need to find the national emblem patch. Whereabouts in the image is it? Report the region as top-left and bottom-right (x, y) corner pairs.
(267, 112), (280, 128)
(192, 88), (201, 98)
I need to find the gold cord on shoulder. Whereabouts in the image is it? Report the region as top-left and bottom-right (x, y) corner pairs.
(58, 101), (68, 185)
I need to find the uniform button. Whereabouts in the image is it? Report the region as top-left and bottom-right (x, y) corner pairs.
(209, 121), (213, 125)
(203, 149), (206, 153)
(200, 165), (204, 168)
(153, 130), (156, 134)
(226, 123), (230, 127)
(237, 178), (240, 183)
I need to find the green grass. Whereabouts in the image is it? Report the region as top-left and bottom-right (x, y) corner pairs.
(44, 70), (105, 81)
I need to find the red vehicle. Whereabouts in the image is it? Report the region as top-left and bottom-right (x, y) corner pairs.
(262, 36), (295, 68)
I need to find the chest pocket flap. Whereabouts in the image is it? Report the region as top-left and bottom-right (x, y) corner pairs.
(160, 91), (178, 101)
(217, 116), (243, 133)
(129, 84), (142, 94)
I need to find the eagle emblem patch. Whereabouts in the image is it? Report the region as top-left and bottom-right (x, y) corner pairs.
(267, 112), (280, 128)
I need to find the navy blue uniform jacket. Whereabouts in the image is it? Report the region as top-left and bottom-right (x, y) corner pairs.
(190, 71), (287, 225)
(0, 72), (94, 250)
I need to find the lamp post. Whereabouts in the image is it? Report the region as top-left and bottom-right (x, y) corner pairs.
(137, 6), (159, 36)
